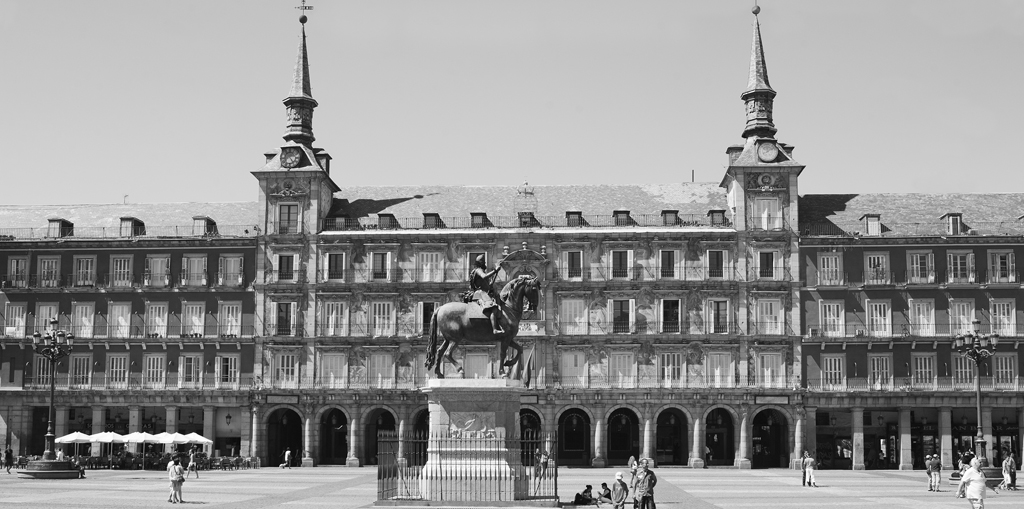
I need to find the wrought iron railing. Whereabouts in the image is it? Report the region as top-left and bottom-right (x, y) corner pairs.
(323, 213), (732, 232)
(377, 430), (557, 503)
(0, 225), (257, 240)
(22, 373), (256, 391)
(806, 322), (1024, 339)
(805, 376), (1022, 393)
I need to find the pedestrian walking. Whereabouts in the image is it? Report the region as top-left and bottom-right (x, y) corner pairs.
(283, 447), (293, 468)
(167, 457), (185, 503)
(186, 447), (199, 479)
(925, 454), (935, 491)
(3, 445), (13, 474)
(1005, 452), (1017, 490)
(998, 454), (1013, 491)
(931, 453), (943, 492)
(633, 458), (657, 509)
(802, 451), (818, 487)
(704, 445), (712, 468)
(611, 472), (628, 509)
(955, 458), (997, 508)
(801, 450), (808, 486)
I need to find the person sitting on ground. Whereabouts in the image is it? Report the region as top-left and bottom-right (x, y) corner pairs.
(598, 482), (613, 504)
(574, 484), (599, 506)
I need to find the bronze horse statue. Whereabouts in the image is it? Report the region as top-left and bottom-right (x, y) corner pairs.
(425, 274), (540, 378)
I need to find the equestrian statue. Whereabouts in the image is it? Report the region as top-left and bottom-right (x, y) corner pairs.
(424, 257), (540, 379)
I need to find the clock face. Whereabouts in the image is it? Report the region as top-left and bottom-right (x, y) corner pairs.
(281, 147), (302, 168)
(757, 142), (779, 163)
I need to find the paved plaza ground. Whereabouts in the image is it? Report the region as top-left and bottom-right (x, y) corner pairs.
(0, 466), (1020, 508)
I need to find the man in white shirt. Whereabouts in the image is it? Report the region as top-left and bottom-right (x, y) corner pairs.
(957, 458), (997, 508)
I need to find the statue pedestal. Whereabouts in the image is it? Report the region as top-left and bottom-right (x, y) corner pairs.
(418, 378), (529, 503)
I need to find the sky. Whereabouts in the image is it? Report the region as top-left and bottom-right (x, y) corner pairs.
(1, 0), (1022, 206)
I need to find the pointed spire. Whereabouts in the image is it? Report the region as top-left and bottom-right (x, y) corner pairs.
(283, 16), (318, 146)
(741, 6), (777, 139)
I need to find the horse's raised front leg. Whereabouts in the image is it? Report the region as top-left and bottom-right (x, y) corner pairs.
(443, 341), (463, 375)
(433, 338), (448, 378)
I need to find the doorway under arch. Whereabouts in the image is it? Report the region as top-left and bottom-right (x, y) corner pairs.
(412, 409), (430, 436)
(558, 409), (591, 466)
(520, 409), (542, 439)
(705, 408), (735, 466)
(364, 408), (396, 465)
(267, 408), (302, 467)
(319, 409), (348, 465)
(752, 409), (790, 468)
(656, 409), (689, 466)
(607, 408), (640, 466)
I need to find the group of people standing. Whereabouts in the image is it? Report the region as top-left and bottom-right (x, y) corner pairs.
(574, 457), (657, 508)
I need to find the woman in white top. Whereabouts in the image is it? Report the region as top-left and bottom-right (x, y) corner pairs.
(167, 457), (185, 503)
(957, 458), (997, 508)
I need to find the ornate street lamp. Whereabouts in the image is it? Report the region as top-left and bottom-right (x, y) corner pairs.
(953, 318), (998, 467)
(23, 317), (78, 478)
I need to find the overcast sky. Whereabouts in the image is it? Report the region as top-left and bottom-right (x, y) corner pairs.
(1, 0), (1022, 206)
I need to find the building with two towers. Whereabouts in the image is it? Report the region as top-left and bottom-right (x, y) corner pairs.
(0, 9), (1020, 472)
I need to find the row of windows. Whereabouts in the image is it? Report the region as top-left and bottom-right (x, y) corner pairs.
(816, 251), (1017, 285)
(28, 353), (240, 388)
(2, 301), (246, 339)
(3, 254), (245, 288)
(558, 297), (786, 335)
(813, 298), (1017, 337)
(815, 352), (1018, 385)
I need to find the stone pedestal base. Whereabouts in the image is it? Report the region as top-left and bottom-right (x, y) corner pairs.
(346, 457), (361, 467)
(735, 458), (751, 469)
(592, 458), (607, 468)
(302, 457), (314, 467)
(18, 460), (81, 479)
(688, 458), (705, 468)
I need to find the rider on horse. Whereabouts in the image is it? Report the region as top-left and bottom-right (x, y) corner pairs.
(470, 255), (504, 335)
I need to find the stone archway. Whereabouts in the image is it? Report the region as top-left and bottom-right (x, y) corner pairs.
(319, 408), (348, 465)
(267, 407), (303, 467)
(752, 408), (790, 468)
(607, 408), (640, 466)
(705, 408), (735, 466)
(520, 408), (542, 439)
(363, 408), (396, 465)
(557, 408), (591, 466)
(656, 408), (689, 466)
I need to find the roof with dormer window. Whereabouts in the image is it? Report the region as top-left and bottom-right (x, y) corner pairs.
(800, 193), (1024, 236)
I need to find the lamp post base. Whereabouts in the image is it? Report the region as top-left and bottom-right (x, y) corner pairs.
(18, 459), (81, 480)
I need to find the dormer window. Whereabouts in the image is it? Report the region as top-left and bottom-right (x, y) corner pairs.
(316, 152), (331, 173)
(119, 217), (146, 238)
(471, 213), (488, 228)
(423, 213), (444, 229)
(613, 210), (632, 226)
(661, 210), (679, 226)
(566, 211), (584, 227)
(47, 218), (73, 238)
(708, 209), (727, 226)
(860, 214), (881, 236)
(518, 212), (539, 227)
(191, 216), (217, 236)
(378, 214), (399, 229)
(942, 213), (963, 235)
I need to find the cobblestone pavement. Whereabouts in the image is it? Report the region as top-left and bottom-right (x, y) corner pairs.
(0, 467), (1021, 508)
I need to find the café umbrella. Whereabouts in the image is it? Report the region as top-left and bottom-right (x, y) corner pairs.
(184, 432), (213, 445)
(88, 431), (127, 457)
(55, 431), (92, 457)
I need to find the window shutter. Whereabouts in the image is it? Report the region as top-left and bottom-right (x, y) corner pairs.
(628, 298), (636, 332)
(386, 252), (393, 282)
(290, 303), (297, 337)
(703, 251), (709, 279)
(180, 256), (187, 285)
(675, 249), (682, 279)
(144, 257), (151, 284)
(927, 253), (935, 282)
(390, 303), (397, 335)
(1010, 253), (1017, 282)
(606, 299), (613, 334)
(703, 299), (711, 334)
(627, 250), (635, 280)
(968, 253), (976, 282)
(560, 250), (568, 279)
(218, 257), (225, 285)
(723, 251), (730, 280)
(317, 301), (324, 335)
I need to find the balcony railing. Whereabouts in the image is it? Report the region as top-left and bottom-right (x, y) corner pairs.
(264, 270), (301, 284)
(179, 270), (208, 287)
(748, 265), (793, 281)
(746, 215), (789, 232)
(320, 213), (734, 232)
(0, 225), (256, 240)
(752, 320), (792, 336)
(807, 322), (1024, 339)
(551, 373), (791, 390)
(554, 320), (741, 336)
(11, 323), (261, 340)
(22, 373), (255, 391)
(806, 376), (1022, 393)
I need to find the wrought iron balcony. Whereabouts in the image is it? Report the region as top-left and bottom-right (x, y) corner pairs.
(22, 373), (255, 391)
(805, 376), (1022, 393)
(806, 322), (1024, 340)
(320, 213), (734, 232)
(0, 224), (257, 240)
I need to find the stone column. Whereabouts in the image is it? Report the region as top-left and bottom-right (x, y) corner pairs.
(302, 410), (314, 467)
(165, 406), (178, 434)
(55, 405), (69, 439)
(592, 416), (606, 467)
(91, 406), (105, 457)
(852, 407), (865, 470)
(248, 405), (260, 461)
(203, 406), (216, 456)
(736, 407), (751, 469)
(397, 410), (408, 468)
(689, 411), (705, 468)
(981, 407), (994, 462)
(793, 409), (805, 470)
(346, 406), (362, 467)
(899, 407), (913, 470)
(939, 406), (953, 470)
(128, 406), (141, 434)
(642, 415), (653, 466)
(804, 406), (818, 461)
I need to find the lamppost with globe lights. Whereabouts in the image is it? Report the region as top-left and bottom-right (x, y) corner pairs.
(952, 318), (998, 467)
(21, 317), (79, 478)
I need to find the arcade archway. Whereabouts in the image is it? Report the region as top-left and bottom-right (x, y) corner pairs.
(520, 408), (542, 439)
(558, 409), (591, 466)
(319, 409), (348, 465)
(705, 408), (735, 466)
(752, 409), (790, 468)
(363, 408), (396, 465)
(607, 408), (640, 466)
(267, 408), (302, 467)
(656, 408), (689, 466)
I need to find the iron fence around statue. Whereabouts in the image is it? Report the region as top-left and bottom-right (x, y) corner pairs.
(376, 430), (557, 503)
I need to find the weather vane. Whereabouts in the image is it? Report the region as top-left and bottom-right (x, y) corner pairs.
(296, 0), (313, 23)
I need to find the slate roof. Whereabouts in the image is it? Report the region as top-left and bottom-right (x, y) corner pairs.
(327, 182), (728, 221)
(0, 202), (261, 238)
(800, 193), (1024, 236)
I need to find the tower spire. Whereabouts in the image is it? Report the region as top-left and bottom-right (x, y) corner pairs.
(741, 5), (777, 139)
(283, 14), (318, 146)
